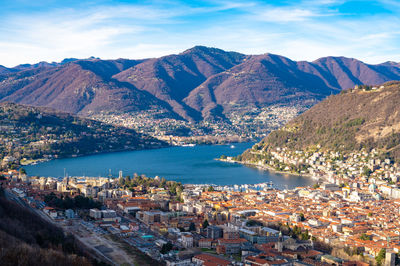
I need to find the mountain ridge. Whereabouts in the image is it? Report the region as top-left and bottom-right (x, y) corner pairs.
(1, 46), (400, 125)
(113, 46), (247, 121)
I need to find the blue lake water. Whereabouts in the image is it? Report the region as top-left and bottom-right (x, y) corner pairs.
(25, 142), (313, 189)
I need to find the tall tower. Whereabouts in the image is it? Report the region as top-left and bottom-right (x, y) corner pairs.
(276, 231), (283, 252)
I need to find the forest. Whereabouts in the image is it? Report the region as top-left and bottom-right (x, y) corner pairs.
(0, 186), (100, 265)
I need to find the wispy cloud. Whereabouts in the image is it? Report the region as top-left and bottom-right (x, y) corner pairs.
(0, 4), (175, 66)
(252, 7), (322, 23)
(0, 0), (399, 67)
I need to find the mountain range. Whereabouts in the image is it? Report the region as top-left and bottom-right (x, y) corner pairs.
(1, 46), (400, 123)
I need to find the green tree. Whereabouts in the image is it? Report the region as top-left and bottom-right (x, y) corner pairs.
(202, 219), (209, 229)
(362, 166), (372, 177)
(189, 222), (196, 231)
(176, 185), (183, 198)
(395, 252), (400, 265)
(160, 177), (167, 187)
(63, 196), (74, 209)
(246, 220), (263, 227)
(360, 233), (371, 241)
(124, 175), (131, 186)
(207, 186), (214, 192)
(376, 248), (386, 266)
(118, 176), (125, 187)
(160, 242), (173, 254)
(300, 230), (310, 240)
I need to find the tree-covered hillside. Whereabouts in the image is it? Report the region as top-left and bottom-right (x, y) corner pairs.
(0, 102), (167, 169)
(0, 187), (93, 265)
(241, 81), (400, 163)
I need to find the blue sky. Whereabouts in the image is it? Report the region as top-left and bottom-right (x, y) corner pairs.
(0, 0), (399, 67)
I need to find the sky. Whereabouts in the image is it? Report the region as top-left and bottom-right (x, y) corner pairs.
(0, 0), (399, 67)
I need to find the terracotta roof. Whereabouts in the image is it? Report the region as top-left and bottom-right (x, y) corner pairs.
(193, 254), (231, 266)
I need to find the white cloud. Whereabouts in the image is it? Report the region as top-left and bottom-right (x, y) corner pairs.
(0, 0), (399, 67)
(255, 8), (320, 22)
(0, 5), (164, 66)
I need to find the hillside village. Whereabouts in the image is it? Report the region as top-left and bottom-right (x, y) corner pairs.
(90, 104), (305, 145)
(237, 144), (400, 200)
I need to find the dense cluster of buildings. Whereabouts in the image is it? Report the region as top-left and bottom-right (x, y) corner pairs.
(90, 104), (304, 144)
(1, 166), (399, 266)
(249, 146), (400, 200)
(271, 147), (396, 180)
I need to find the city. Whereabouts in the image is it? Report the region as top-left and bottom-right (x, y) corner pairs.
(1, 0), (400, 265)
(1, 160), (399, 265)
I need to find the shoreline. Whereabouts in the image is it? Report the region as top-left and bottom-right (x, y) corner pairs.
(20, 141), (248, 167)
(18, 143), (170, 167)
(217, 158), (315, 179)
(21, 142), (249, 167)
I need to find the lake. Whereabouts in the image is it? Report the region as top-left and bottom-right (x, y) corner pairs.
(25, 142), (313, 189)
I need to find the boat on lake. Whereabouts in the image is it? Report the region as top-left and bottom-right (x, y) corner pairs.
(181, 143), (196, 147)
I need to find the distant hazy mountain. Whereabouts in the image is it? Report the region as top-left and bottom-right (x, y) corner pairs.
(0, 59), (167, 116)
(0, 46), (399, 122)
(307, 56), (400, 90)
(0, 65), (12, 75)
